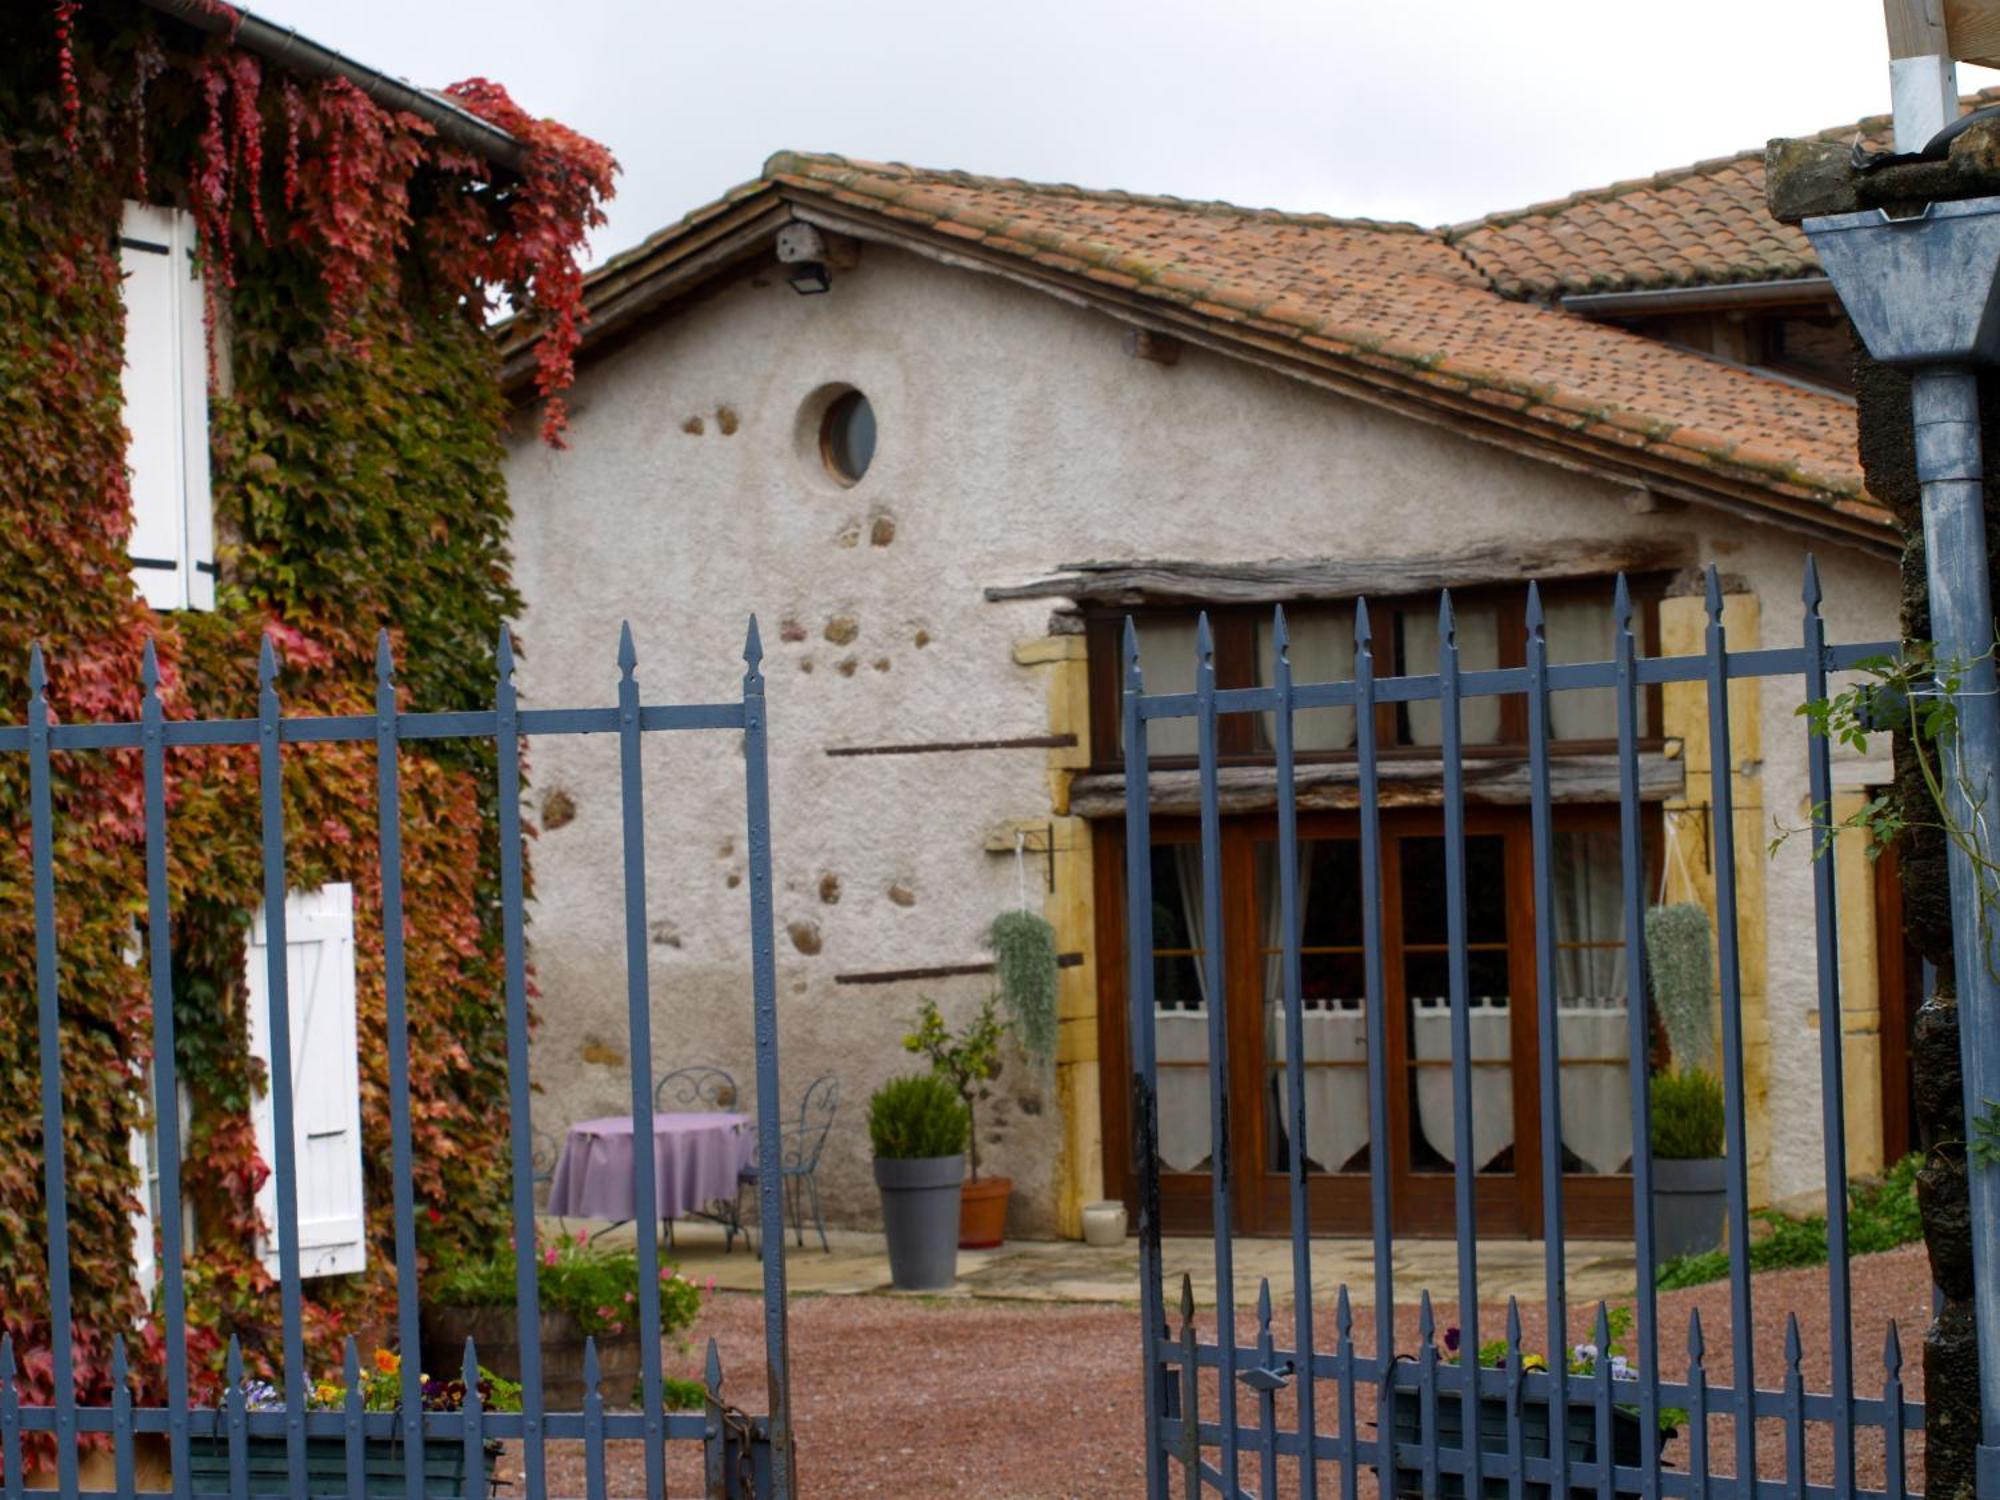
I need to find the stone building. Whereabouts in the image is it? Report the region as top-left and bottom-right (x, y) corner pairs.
(499, 105), (1927, 1242)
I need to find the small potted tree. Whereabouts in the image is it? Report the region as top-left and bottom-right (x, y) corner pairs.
(870, 1072), (970, 1291)
(1646, 903), (1728, 1261)
(904, 995), (1015, 1248)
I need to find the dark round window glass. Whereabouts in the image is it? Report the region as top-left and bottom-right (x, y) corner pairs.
(820, 390), (875, 485)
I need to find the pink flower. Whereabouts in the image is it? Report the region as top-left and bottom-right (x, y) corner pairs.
(544, 1247), (559, 1267)
(705, 1277), (716, 1293)
(574, 1229), (588, 1247)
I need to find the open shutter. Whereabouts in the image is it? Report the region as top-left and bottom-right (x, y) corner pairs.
(247, 885), (366, 1279)
(117, 201), (213, 612)
(176, 209), (215, 610)
(128, 1115), (157, 1306)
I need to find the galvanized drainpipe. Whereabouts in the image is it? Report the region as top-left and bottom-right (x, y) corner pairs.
(1806, 197), (2000, 1492)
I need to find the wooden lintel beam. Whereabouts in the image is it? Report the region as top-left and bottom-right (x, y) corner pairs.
(1068, 752), (1683, 819)
(834, 953), (1084, 986)
(984, 537), (1688, 609)
(825, 733), (1077, 759)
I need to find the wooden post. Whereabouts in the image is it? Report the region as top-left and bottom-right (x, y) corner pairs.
(1885, 0), (1960, 150)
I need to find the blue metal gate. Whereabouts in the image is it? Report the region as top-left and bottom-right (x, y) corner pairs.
(1121, 564), (1928, 1497)
(0, 621), (793, 1498)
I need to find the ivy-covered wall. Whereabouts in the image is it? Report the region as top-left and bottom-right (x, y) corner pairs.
(0, 0), (610, 1434)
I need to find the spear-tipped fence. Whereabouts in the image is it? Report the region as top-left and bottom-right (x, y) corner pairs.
(0, 623), (792, 1499)
(1123, 563), (1928, 1498)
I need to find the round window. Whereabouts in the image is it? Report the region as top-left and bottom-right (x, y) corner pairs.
(819, 389), (876, 486)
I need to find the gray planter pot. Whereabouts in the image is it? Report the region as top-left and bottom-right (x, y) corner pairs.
(875, 1153), (965, 1291)
(1653, 1156), (1727, 1261)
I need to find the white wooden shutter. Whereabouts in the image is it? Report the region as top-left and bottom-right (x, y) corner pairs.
(117, 201), (213, 612)
(247, 885), (366, 1279)
(128, 1114), (157, 1305)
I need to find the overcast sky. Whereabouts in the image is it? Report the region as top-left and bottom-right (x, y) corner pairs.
(252, 0), (2000, 266)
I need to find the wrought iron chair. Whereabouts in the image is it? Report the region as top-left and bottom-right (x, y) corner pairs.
(652, 1066), (745, 1250)
(531, 1126), (560, 1188)
(738, 1075), (838, 1253)
(654, 1065), (740, 1113)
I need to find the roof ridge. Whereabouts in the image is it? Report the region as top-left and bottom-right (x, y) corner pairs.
(762, 149), (1432, 234)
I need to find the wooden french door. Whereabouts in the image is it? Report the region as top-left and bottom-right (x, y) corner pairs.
(1096, 806), (1646, 1238)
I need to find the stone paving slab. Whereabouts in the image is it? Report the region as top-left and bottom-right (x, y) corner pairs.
(577, 1218), (1638, 1308)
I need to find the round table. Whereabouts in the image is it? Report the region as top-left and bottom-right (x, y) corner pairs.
(546, 1112), (753, 1222)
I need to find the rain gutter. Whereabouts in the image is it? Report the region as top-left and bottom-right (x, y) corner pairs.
(134, 0), (526, 174)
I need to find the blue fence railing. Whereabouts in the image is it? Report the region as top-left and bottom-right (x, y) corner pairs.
(1122, 562), (1926, 1499)
(0, 620), (793, 1500)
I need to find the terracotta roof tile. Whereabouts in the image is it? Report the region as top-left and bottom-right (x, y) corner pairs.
(570, 143), (1913, 542)
(1446, 90), (2000, 298)
(772, 144), (1880, 528)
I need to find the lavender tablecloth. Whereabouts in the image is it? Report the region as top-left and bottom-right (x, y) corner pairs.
(546, 1112), (753, 1221)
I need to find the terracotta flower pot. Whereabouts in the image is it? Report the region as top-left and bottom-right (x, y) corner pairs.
(958, 1174), (1012, 1249)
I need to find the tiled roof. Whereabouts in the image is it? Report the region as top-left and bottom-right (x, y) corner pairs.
(1447, 90), (2000, 299)
(758, 151), (1885, 542)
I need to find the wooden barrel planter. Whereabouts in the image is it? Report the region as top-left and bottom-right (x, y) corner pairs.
(1387, 1387), (1652, 1499)
(185, 1434), (498, 1497)
(420, 1304), (642, 1411)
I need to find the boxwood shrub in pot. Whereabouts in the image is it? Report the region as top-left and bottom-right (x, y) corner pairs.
(1647, 897), (1727, 1261)
(869, 1073), (970, 1290)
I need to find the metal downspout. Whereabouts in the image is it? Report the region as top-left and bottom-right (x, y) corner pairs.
(1911, 365), (2000, 1493)
(1804, 195), (2000, 1492)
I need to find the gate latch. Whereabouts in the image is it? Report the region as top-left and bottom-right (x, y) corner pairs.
(1239, 1360), (1293, 1393)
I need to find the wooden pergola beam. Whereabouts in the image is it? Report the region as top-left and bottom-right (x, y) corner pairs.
(1945, 0), (2000, 67)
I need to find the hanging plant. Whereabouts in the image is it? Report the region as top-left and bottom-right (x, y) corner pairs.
(986, 909), (1059, 1068)
(1645, 902), (1714, 1070)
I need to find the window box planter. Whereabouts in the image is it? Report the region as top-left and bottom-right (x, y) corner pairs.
(185, 1433), (499, 1498)
(1386, 1387), (1650, 1499)
(421, 1303), (642, 1411)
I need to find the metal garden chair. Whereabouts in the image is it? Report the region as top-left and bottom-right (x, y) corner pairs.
(652, 1065), (745, 1250)
(653, 1064), (740, 1112)
(738, 1074), (838, 1253)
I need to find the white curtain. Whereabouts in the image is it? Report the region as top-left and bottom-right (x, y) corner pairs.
(1256, 611), (1356, 751)
(1553, 829), (1632, 1174)
(1173, 845), (1209, 1009)
(1402, 607), (1501, 745)
(1554, 830), (1625, 999)
(1156, 847), (1212, 1172)
(1136, 618), (1200, 757)
(1544, 598), (1617, 741)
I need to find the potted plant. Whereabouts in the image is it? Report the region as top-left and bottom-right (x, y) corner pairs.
(1645, 903), (1728, 1261)
(420, 1232), (707, 1411)
(194, 1350), (518, 1497)
(869, 1072), (970, 1290)
(1387, 1308), (1678, 1499)
(904, 995), (1012, 1248)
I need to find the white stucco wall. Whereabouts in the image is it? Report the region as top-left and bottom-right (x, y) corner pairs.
(502, 240), (1899, 1234)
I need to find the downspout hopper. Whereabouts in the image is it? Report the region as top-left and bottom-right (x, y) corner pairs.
(1804, 196), (2000, 1492)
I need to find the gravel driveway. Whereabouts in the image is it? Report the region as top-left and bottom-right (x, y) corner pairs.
(529, 1242), (1933, 1497)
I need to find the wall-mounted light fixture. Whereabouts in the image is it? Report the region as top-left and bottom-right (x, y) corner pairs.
(787, 261), (832, 295)
(776, 220), (854, 296)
